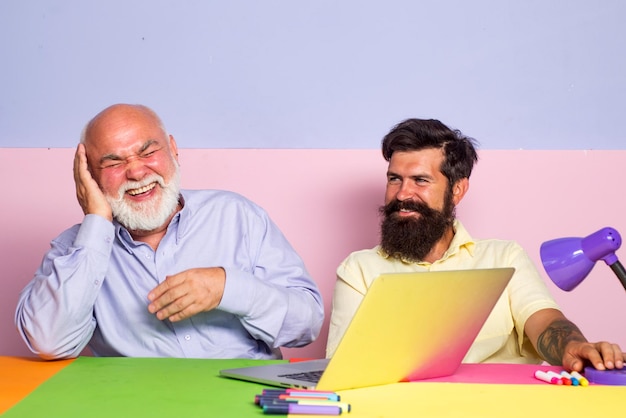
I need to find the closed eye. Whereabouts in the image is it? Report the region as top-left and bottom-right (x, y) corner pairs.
(141, 149), (159, 158)
(101, 158), (124, 169)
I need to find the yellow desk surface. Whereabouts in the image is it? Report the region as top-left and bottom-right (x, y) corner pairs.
(343, 380), (624, 417)
(1, 356), (624, 417)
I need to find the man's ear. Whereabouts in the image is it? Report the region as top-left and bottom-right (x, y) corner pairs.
(452, 178), (469, 205)
(169, 135), (179, 163)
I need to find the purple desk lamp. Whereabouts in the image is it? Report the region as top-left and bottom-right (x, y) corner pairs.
(540, 226), (626, 385)
(540, 227), (626, 292)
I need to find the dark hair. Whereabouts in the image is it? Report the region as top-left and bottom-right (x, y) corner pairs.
(381, 118), (479, 186)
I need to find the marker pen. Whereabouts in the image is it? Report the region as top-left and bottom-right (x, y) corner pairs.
(546, 371), (566, 385)
(261, 389), (341, 401)
(262, 403), (342, 415)
(264, 399), (351, 413)
(285, 389), (339, 396)
(570, 371), (589, 386)
(257, 395), (340, 405)
(560, 371), (579, 386)
(559, 375), (572, 385)
(262, 388), (339, 396)
(278, 393), (340, 401)
(534, 370), (562, 385)
(287, 390), (340, 400)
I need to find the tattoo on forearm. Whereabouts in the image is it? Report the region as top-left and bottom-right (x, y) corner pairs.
(536, 320), (586, 366)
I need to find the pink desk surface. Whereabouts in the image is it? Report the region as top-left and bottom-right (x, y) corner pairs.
(417, 362), (561, 384)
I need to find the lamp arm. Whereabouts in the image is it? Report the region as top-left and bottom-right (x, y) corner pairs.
(608, 260), (626, 292)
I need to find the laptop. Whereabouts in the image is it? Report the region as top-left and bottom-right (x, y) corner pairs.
(220, 267), (514, 391)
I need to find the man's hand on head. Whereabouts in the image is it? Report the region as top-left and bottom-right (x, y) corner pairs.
(73, 144), (113, 221)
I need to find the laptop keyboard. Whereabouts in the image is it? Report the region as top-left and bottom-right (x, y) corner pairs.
(278, 370), (324, 383)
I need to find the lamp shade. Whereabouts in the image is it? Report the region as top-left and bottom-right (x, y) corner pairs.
(540, 227), (622, 291)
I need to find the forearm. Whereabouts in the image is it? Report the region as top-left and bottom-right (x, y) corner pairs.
(273, 288), (324, 347)
(210, 205), (324, 348)
(536, 318), (587, 365)
(16, 277), (97, 359)
(15, 216), (113, 359)
(218, 267), (323, 348)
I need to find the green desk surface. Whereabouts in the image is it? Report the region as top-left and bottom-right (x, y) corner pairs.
(4, 357), (280, 417)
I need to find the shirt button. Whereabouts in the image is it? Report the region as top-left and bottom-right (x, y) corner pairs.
(184, 335), (191, 341)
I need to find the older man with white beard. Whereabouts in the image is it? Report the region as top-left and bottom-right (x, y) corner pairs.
(15, 104), (323, 360)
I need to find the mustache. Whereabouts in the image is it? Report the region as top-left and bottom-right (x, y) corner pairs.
(121, 174), (166, 193)
(110, 174), (166, 201)
(380, 199), (437, 217)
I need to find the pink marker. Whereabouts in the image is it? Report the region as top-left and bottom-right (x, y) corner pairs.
(546, 371), (566, 384)
(534, 370), (562, 385)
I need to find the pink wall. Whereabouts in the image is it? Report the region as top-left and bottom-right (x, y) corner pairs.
(2, 148), (625, 360)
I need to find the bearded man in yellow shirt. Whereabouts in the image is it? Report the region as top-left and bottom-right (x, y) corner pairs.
(327, 118), (625, 373)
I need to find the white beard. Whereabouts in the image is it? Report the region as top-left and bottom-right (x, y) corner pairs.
(106, 166), (181, 232)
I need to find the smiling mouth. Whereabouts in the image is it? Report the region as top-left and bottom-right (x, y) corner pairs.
(394, 209), (420, 219)
(127, 183), (156, 196)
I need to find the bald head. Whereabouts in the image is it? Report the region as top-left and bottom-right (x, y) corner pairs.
(79, 103), (177, 173)
(81, 104), (167, 146)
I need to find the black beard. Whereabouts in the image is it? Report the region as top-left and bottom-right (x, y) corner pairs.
(379, 193), (455, 262)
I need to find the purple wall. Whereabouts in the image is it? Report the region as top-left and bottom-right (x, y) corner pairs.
(1, 1), (626, 149)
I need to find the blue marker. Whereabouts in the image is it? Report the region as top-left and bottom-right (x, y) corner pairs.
(560, 371), (579, 386)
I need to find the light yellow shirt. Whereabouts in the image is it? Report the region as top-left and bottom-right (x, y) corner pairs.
(326, 220), (560, 364)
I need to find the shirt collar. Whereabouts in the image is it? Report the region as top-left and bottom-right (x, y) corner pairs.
(444, 219), (476, 259)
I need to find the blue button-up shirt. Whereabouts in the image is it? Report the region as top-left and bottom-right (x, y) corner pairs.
(16, 190), (324, 359)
